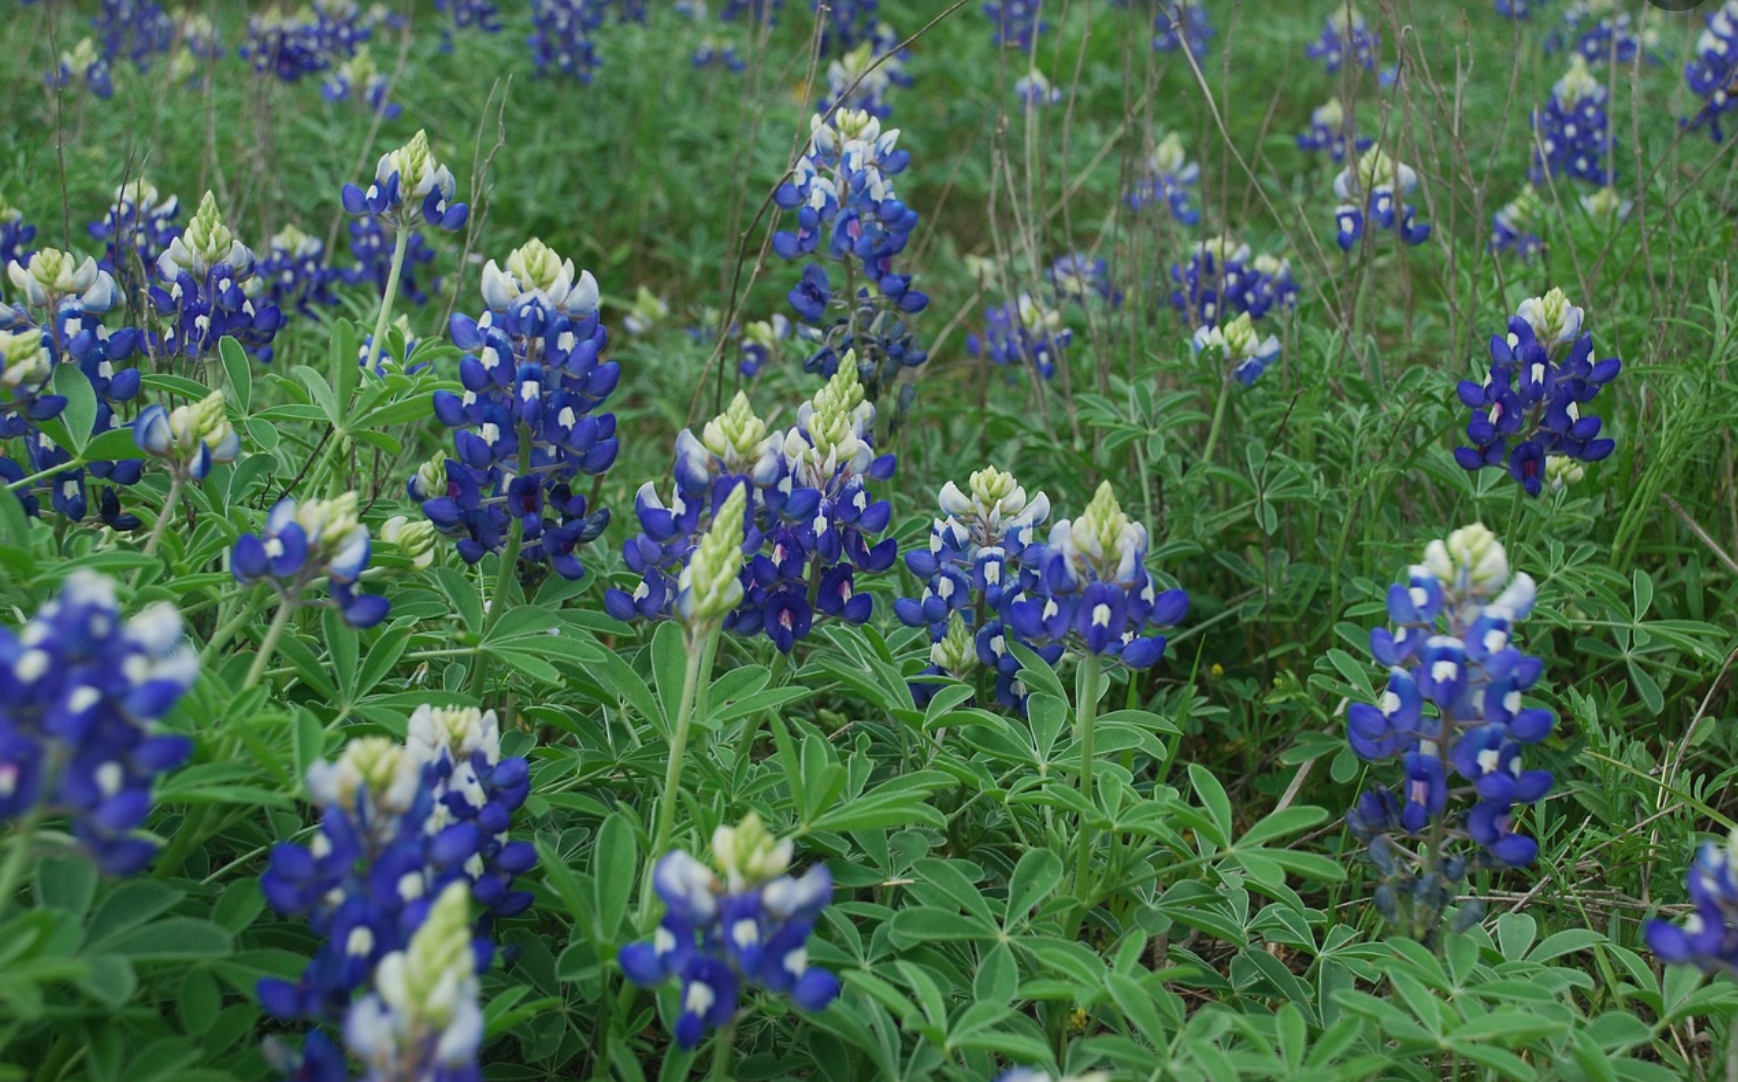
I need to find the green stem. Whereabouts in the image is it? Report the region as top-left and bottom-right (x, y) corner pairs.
(733, 644), (779, 765)
(243, 598), (297, 692)
(638, 624), (718, 933)
(362, 226), (411, 382)
(200, 589), (271, 664)
(0, 809), (43, 917)
(1199, 373), (1234, 475)
(467, 518), (524, 703)
(1072, 653), (1104, 907)
(1726, 1009), (1738, 1082)
(709, 1021), (737, 1082)
(139, 472), (184, 561)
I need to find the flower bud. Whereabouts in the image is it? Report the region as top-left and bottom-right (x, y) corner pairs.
(1313, 97), (1346, 128)
(1544, 454), (1584, 492)
(381, 515), (438, 569)
(1152, 131), (1188, 175)
(161, 190), (251, 278)
(1423, 523), (1509, 601)
(1076, 480), (1133, 568)
(306, 736), (421, 822)
(1516, 287), (1583, 347)
(678, 483), (748, 626)
(701, 391), (768, 465)
(413, 455), (449, 502)
(388, 879), (475, 1026)
(1553, 54), (1601, 110)
(712, 811), (794, 892)
(930, 612), (977, 677)
(0, 329), (51, 391)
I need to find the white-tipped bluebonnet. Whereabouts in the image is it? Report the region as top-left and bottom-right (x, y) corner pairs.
(1005, 481), (1189, 669)
(1544, 1), (1662, 66)
(1332, 145), (1431, 250)
(422, 239), (616, 581)
(91, 0), (176, 71)
(147, 191), (284, 361)
(1143, 0), (1214, 57)
(619, 813), (839, 1050)
(606, 370), (897, 654)
(1348, 525), (1555, 940)
(242, 1), (378, 83)
(47, 38), (115, 100)
(1014, 66), (1062, 108)
(260, 223), (341, 316)
(815, 0), (879, 52)
(0, 195), (35, 272)
(968, 293), (1070, 382)
(622, 286), (671, 337)
(737, 315), (791, 378)
(259, 706), (532, 1071)
(819, 23), (911, 119)
(530, 0), (605, 85)
(436, 0), (503, 49)
(345, 215), (439, 306)
(1049, 253), (1122, 309)
(342, 130), (470, 233)
(1531, 55), (1615, 186)
(1683, 1), (1738, 142)
(1455, 288), (1621, 497)
(322, 45), (401, 118)
(232, 493), (391, 628)
(0, 571), (195, 875)
(1193, 312), (1281, 386)
(1296, 97), (1370, 164)
(1124, 132), (1201, 224)
(88, 176), (182, 284)
(1489, 185), (1546, 261)
(896, 467), (1056, 710)
(984, 0), (1047, 50)
(1307, 4), (1379, 72)
(1647, 829), (1738, 978)
(1170, 236), (1298, 329)
(133, 390), (240, 484)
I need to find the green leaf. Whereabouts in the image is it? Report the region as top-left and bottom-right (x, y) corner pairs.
(591, 813), (638, 948)
(651, 620), (689, 734)
(1004, 848), (1062, 928)
(74, 954), (136, 1008)
(82, 426), (146, 463)
(50, 363), (97, 454)
(431, 566), (484, 633)
(36, 854), (97, 916)
(1187, 764), (1234, 848)
(219, 336), (253, 412)
(102, 917), (233, 961)
(886, 907), (999, 946)
(973, 942), (1019, 1004)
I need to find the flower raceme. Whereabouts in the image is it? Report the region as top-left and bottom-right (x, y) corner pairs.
(1647, 828), (1738, 978)
(1454, 288), (1621, 497)
(148, 190), (284, 361)
(1489, 185), (1546, 261)
(342, 129), (470, 233)
(619, 813), (839, 1049)
(1683, 0), (1738, 142)
(1192, 312), (1281, 387)
(133, 390), (241, 483)
(1332, 145), (1431, 250)
(232, 493), (391, 629)
(0, 571), (196, 874)
(1170, 235), (1299, 331)
(1346, 525), (1556, 940)
(1296, 97), (1370, 164)
(1306, 3), (1379, 73)
(1124, 132), (1201, 224)
(1531, 55), (1614, 187)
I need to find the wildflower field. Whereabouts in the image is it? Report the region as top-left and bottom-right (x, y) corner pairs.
(3, 0), (1738, 1079)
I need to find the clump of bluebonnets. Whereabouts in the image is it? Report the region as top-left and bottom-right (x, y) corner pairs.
(1124, 132), (1201, 224)
(1683, 1), (1738, 142)
(773, 109), (928, 402)
(620, 812), (839, 1049)
(530, 0), (605, 85)
(0, 195), (35, 271)
(896, 467), (1055, 710)
(1346, 524), (1555, 943)
(1454, 288), (1620, 497)
(420, 239), (617, 582)
(258, 705), (532, 1074)
(1193, 312), (1283, 387)
(47, 38), (115, 100)
(147, 191), (284, 362)
(967, 293), (1071, 382)
(1332, 145), (1432, 249)
(232, 493), (391, 629)
(1647, 829), (1738, 978)
(1296, 98), (1370, 164)
(984, 0), (1047, 51)
(1489, 185), (1547, 261)
(259, 223), (342, 316)
(815, 0), (881, 53)
(0, 570), (195, 875)
(1545, 1), (1661, 66)
(88, 176), (182, 284)
(90, 0), (176, 72)
(322, 45), (401, 118)
(241, 1), (379, 84)
(1049, 254), (1123, 310)
(1170, 235), (1299, 329)
(1531, 55), (1614, 187)
(819, 23), (910, 119)
(1306, 4), (1379, 73)
(343, 129), (470, 234)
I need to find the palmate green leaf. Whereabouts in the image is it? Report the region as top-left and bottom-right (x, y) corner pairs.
(218, 335), (252, 412)
(100, 917), (233, 962)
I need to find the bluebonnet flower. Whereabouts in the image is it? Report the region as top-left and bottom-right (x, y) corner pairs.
(323, 46), (401, 118)
(1489, 185), (1546, 261)
(232, 493), (391, 628)
(1014, 67), (1062, 108)
(1347, 525), (1555, 940)
(242, 1), (375, 83)
(773, 110), (928, 400)
(1545, 1), (1662, 66)
(437, 0), (503, 48)
(1049, 253), (1122, 309)
(359, 314), (427, 378)
(1495, 0), (1550, 18)
(422, 239), (616, 581)
(0, 570), (194, 875)
(91, 0), (175, 71)
(1307, 4), (1379, 73)
(260, 223), (341, 316)
(1454, 288), (1621, 497)
(166, 15), (224, 89)
(1647, 829), (1738, 978)
(1579, 184), (1632, 224)
(815, 0), (879, 52)
(1332, 145), (1432, 250)
(1124, 133), (1201, 224)
(530, 0), (605, 85)
(620, 813), (839, 1049)
(968, 294), (1070, 381)
(146, 191), (283, 361)
(819, 24), (911, 119)
(258, 706), (532, 1058)
(1531, 55), (1615, 186)
(343, 130), (470, 233)
(623, 286), (671, 336)
(0, 195), (36, 279)
(343, 881), (484, 1082)
(896, 467), (1054, 710)
(133, 390), (240, 485)
(606, 369), (897, 653)
(1005, 481), (1189, 668)
(1170, 236), (1298, 328)
(88, 176), (182, 283)
(346, 216), (438, 306)
(692, 34), (747, 71)
(47, 38), (114, 99)
(1, 248), (144, 526)
(1150, 0), (1214, 57)
(1683, 1), (1738, 142)
(984, 0), (1046, 51)
(721, 0), (783, 21)
(1296, 97), (1370, 164)
(1193, 312), (1281, 386)
(737, 315), (791, 378)
(603, 0), (650, 21)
